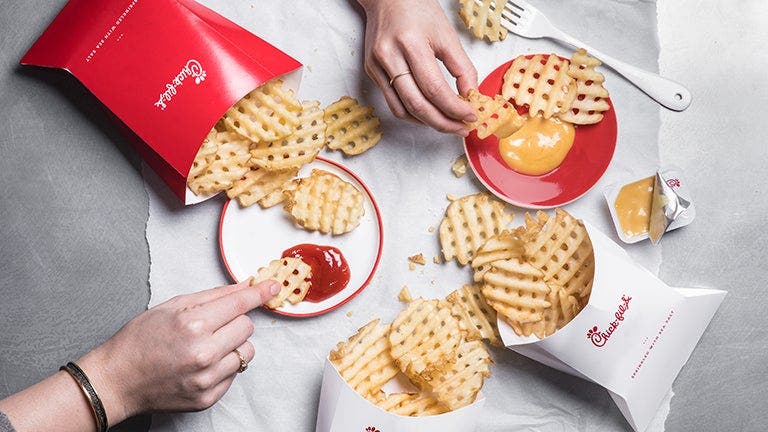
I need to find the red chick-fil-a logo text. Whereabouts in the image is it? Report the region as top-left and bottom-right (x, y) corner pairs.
(365, 427), (381, 432)
(586, 295), (632, 347)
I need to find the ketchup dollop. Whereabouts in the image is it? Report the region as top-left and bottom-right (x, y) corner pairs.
(281, 244), (350, 303)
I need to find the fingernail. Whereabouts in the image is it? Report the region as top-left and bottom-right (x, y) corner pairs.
(458, 129), (469, 138)
(464, 114), (477, 123)
(269, 282), (281, 296)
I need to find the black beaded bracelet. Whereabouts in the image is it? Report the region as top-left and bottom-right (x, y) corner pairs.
(60, 362), (109, 432)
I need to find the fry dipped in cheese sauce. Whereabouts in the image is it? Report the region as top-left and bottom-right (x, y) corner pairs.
(498, 116), (575, 176)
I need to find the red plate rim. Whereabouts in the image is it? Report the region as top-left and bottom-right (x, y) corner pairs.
(218, 156), (384, 318)
(464, 54), (618, 209)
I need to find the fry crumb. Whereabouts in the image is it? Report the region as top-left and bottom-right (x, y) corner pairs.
(346, 311), (353, 318)
(398, 285), (413, 303)
(408, 262), (416, 271)
(408, 253), (426, 266)
(427, 226), (436, 233)
(452, 155), (468, 178)
(446, 193), (457, 201)
(433, 255), (441, 264)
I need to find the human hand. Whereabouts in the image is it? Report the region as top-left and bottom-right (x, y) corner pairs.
(77, 279), (280, 422)
(359, 0), (478, 136)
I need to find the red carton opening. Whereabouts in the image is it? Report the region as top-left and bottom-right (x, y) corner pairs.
(21, 0), (302, 204)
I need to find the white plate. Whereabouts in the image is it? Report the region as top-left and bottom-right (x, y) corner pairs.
(218, 157), (383, 317)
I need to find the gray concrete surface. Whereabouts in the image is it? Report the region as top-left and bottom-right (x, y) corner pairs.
(0, 2), (151, 430)
(1, 1), (766, 431)
(657, 1), (768, 430)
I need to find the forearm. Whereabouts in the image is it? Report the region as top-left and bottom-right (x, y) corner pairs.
(0, 371), (97, 432)
(0, 280), (275, 431)
(0, 347), (132, 432)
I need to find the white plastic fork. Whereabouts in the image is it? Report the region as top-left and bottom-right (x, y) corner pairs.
(490, 0), (692, 111)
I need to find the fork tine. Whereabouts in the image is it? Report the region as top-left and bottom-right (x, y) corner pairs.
(507, 1), (526, 12)
(503, 3), (522, 20)
(501, 10), (518, 24)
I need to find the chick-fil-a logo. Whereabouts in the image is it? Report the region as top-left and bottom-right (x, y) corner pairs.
(586, 295), (632, 347)
(365, 427), (381, 432)
(153, 59), (207, 110)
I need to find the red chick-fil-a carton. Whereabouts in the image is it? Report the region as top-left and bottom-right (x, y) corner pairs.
(499, 220), (725, 432)
(20, 0), (302, 204)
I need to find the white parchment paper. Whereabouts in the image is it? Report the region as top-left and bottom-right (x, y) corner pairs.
(145, 0), (671, 430)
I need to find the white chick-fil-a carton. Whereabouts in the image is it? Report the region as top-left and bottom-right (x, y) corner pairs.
(500, 222), (725, 432)
(316, 359), (485, 432)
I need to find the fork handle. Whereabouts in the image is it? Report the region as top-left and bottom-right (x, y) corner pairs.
(550, 29), (691, 111)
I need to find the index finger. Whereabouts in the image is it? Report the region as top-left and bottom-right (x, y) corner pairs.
(435, 37), (478, 97)
(402, 44), (476, 122)
(199, 279), (280, 330)
(181, 278), (254, 306)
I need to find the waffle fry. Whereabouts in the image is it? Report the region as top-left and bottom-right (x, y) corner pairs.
(524, 209), (594, 300)
(481, 258), (552, 325)
(324, 96), (382, 156)
(284, 169), (365, 235)
(226, 167), (298, 208)
(501, 54), (577, 119)
(471, 227), (526, 283)
(523, 211), (549, 238)
(249, 100), (326, 170)
(439, 193), (513, 265)
(187, 131), (251, 195)
(256, 177), (299, 208)
(427, 339), (491, 410)
(222, 79), (302, 142)
(512, 284), (580, 338)
(254, 258), (312, 309)
(329, 300), (495, 415)
(557, 49), (611, 125)
(446, 284), (502, 347)
(458, 0), (508, 42)
(369, 391), (448, 417)
(389, 298), (463, 385)
(330, 319), (400, 397)
(188, 128), (219, 180)
(465, 89), (525, 139)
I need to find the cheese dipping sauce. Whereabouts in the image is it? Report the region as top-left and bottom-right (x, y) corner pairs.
(498, 116), (575, 176)
(614, 176), (654, 237)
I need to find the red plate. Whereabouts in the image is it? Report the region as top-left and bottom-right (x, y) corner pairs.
(464, 55), (618, 209)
